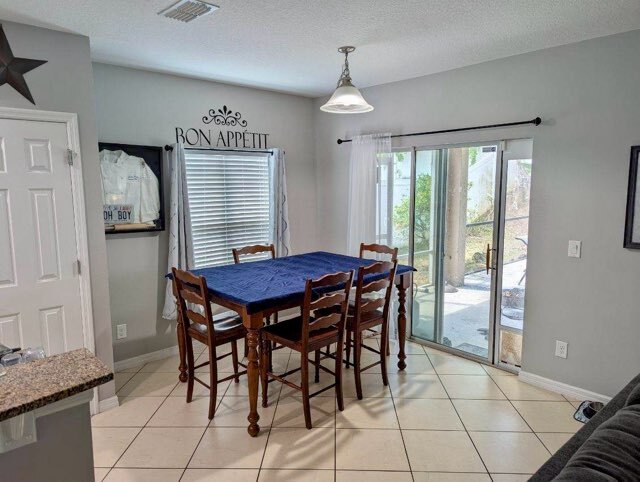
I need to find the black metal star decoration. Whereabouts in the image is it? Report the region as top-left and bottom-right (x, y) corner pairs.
(0, 25), (46, 105)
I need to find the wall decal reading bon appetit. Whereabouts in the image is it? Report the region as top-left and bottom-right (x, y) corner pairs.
(175, 105), (269, 149)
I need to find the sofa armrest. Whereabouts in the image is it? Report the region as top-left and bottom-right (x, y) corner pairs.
(530, 373), (640, 481)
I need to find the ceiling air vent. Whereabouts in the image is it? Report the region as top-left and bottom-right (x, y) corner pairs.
(158, 0), (219, 22)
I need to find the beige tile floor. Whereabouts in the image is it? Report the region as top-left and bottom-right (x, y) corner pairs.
(93, 339), (583, 481)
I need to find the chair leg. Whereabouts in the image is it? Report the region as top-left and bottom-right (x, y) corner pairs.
(301, 352), (312, 429)
(345, 331), (352, 369)
(385, 330), (390, 357)
(244, 336), (248, 358)
(185, 336), (196, 403)
(354, 331), (363, 400)
(208, 347), (218, 420)
(260, 336), (269, 408)
(380, 324), (389, 387)
(335, 336), (345, 412)
(231, 340), (240, 383)
(314, 350), (320, 383)
(271, 313), (278, 352)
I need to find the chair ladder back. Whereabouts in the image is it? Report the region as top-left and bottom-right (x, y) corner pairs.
(360, 297), (386, 313)
(359, 243), (399, 261)
(172, 267), (216, 346)
(361, 278), (390, 296)
(179, 287), (206, 306)
(309, 312), (343, 333)
(309, 292), (346, 312)
(184, 309), (209, 327)
(353, 260), (398, 322)
(232, 244), (276, 264)
(301, 271), (353, 344)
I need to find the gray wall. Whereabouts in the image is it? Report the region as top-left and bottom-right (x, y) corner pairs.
(0, 403), (94, 482)
(0, 21), (114, 401)
(313, 30), (640, 397)
(93, 63), (317, 362)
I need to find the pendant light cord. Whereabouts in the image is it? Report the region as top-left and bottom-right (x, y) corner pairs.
(339, 51), (351, 86)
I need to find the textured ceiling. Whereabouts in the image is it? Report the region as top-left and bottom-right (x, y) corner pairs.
(0, 0), (639, 96)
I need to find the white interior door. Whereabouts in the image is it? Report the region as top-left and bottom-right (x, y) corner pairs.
(0, 118), (85, 355)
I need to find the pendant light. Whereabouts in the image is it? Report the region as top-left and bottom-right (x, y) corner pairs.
(320, 46), (373, 114)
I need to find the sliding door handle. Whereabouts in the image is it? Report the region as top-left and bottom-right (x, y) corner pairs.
(486, 244), (497, 274)
(486, 244), (491, 274)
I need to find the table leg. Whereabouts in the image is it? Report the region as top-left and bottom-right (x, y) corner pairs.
(396, 273), (410, 371)
(246, 328), (260, 436)
(244, 312), (263, 437)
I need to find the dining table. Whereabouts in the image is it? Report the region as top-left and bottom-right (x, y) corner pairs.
(170, 251), (415, 436)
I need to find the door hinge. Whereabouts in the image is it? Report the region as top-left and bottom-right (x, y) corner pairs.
(76, 259), (82, 275)
(66, 149), (76, 166)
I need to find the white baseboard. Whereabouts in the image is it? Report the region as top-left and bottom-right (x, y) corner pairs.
(97, 395), (120, 413)
(519, 371), (611, 403)
(114, 345), (180, 373)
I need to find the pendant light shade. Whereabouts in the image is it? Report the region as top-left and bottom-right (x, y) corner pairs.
(320, 46), (373, 114)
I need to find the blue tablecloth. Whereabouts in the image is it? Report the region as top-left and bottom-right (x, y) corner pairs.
(172, 251), (414, 314)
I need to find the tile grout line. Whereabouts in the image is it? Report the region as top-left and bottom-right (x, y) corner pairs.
(503, 394), (554, 457)
(387, 340), (429, 479)
(101, 377), (180, 475)
(487, 370), (565, 456)
(431, 347), (566, 473)
(488, 371), (561, 477)
(100, 361), (164, 481)
(110, 349), (228, 480)
(256, 349), (290, 480)
(426, 348), (493, 478)
(104, 344), (573, 479)
(178, 360), (238, 482)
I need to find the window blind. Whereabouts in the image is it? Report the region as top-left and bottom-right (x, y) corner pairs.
(184, 150), (272, 268)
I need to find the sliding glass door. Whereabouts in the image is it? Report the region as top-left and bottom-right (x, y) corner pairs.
(410, 145), (499, 359)
(380, 140), (533, 368)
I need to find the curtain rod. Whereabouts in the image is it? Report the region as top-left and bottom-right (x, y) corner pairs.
(164, 145), (273, 154)
(336, 117), (542, 145)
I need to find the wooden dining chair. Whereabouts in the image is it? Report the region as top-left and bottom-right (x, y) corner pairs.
(172, 268), (247, 419)
(232, 243), (276, 264)
(344, 260), (398, 399)
(359, 242), (399, 261)
(260, 270), (354, 429)
(233, 244), (277, 328)
(359, 243), (398, 356)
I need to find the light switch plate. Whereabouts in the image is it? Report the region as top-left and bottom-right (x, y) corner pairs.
(568, 240), (581, 258)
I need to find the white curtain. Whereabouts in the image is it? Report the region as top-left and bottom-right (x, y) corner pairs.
(162, 143), (193, 320)
(347, 133), (392, 256)
(269, 148), (291, 257)
(347, 133), (397, 339)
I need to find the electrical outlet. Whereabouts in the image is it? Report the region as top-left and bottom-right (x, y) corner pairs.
(116, 324), (127, 340)
(555, 340), (568, 359)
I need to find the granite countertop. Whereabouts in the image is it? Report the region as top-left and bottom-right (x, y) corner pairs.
(0, 348), (113, 422)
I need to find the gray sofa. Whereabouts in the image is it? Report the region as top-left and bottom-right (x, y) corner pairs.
(531, 373), (640, 481)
